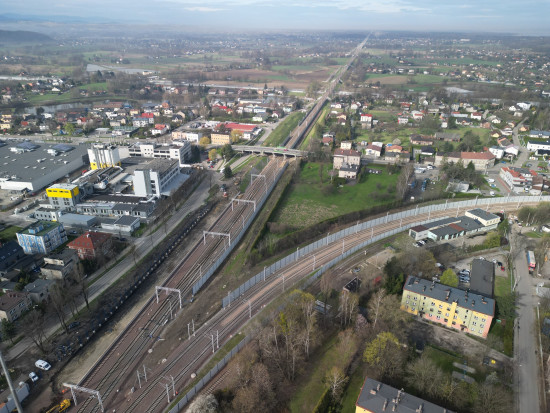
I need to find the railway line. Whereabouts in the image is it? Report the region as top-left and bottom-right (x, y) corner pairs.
(74, 158), (285, 412)
(74, 195), (540, 412)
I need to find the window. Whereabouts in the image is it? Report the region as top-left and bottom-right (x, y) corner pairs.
(482, 318), (486, 322)
(406, 300), (409, 304)
(445, 313), (449, 317)
(453, 315), (457, 319)
(413, 296), (417, 301)
(446, 308), (450, 311)
(474, 316), (478, 320)
(472, 322), (477, 326)
(439, 304), (443, 309)
(431, 302), (435, 306)
(452, 321), (456, 325)
(436, 316), (441, 320)
(480, 324), (484, 329)
(444, 319), (448, 323)
(479, 329), (483, 333)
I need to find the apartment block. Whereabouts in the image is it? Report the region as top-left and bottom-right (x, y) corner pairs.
(401, 276), (495, 338)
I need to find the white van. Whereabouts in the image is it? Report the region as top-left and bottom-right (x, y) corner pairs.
(35, 360), (51, 371)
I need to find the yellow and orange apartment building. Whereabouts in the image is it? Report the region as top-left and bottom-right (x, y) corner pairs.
(401, 275), (494, 339)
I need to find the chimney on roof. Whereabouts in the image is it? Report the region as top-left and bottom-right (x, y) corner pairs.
(377, 383), (381, 391)
(383, 399), (388, 411)
(472, 300), (475, 307)
(416, 405), (423, 413)
(392, 405), (396, 412)
(370, 389), (377, 395)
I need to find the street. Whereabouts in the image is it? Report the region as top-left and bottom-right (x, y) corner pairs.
(512, 226), (543, 413)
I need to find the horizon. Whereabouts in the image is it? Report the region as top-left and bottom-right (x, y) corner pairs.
(2, 0), (550, 36)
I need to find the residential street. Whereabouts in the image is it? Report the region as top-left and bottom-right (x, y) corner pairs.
(5, 176), (211, 361)
(512, 226), (543, 413)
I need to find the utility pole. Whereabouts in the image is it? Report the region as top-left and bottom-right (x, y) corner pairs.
(248, 300), (252, 318)
(0, 352), (22, 413)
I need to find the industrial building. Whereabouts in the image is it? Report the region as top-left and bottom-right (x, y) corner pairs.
(133, 159), (181, 198)
(409, 209), (500, 242)
(88, 144), (121, 170)
(46, 183), (82, 210)
(0, 142), (88, 191)
(126, 141), (192, 166)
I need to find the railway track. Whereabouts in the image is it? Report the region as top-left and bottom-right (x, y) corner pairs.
(74, 158), (285, 412)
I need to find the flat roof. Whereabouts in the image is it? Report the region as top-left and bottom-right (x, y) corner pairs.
(114, 215), (140, 226)
(0, 142), (87, 182)
(356, 377), (452, 413)
(87, 194), (146, 204)
(136, 158), (178, 174)
(466, 208), (499, 222)
(470, 259), (495, 298)
(404, 275), (495, 316)
(18, 221), (63, 237)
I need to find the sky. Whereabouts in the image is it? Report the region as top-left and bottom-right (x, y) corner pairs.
(2, 0), (550, 35)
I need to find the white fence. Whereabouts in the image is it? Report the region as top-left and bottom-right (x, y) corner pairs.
(222, 195), (550, 307)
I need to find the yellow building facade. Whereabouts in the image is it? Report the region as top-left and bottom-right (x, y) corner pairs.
(401, 275), (494, 338)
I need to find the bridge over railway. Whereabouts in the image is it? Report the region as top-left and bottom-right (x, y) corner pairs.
(233, 145), (305, 157)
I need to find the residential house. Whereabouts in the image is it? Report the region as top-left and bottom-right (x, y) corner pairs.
(338, 164), (359, 180)
(470, 112), (482, 121)
(527, 140), (550, 152)
(365, 144), (382, 157)
(41, 249), (78, 280)
(499, 166), (537, 191)
(322, 136), (334, 146)
(385, 145), (402, 153)
(434, 152), (495, 171)
(210, 133), (232, 146)
(401, 275), (495, 338)
(360, 113), (373, 125)
(397, 116), (409, 125)
(410, 134), (434, 145)
(0, 292), (32, 322)
(24, 279), (54, 304)
(340, 141), (353, 150)
(0, 242), (25, 278)
(488, 146), (504, 159)
(68, 232), (113, 261)
(435, 132), (461, 142)
(151, 124), (170, 136)
(355, 377), (452, 413)
(333, 149), (361, 169)
(529, 130), (550, 139)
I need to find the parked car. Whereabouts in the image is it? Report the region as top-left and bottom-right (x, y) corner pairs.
(487, 178), (495, 183)
(29, 372), (38, 382)
(35, 360), (51, 371)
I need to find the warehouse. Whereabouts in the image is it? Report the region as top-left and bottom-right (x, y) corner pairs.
(0, 142), (88, 191)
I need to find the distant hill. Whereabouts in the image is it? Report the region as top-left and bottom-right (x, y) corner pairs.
(0, 29), (54, 44)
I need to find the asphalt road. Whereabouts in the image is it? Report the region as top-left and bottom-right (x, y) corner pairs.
(512, 227), (543, 413)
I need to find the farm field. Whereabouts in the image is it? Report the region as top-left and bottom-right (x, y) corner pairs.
(270, 162), (401, 230)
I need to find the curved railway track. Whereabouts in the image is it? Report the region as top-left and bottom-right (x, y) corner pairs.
(76, 196), (540, 412)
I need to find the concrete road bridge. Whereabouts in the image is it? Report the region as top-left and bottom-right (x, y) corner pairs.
(233, 145), (305, 157)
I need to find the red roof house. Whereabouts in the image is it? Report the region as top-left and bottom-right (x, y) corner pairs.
(68, 232), (113, 261)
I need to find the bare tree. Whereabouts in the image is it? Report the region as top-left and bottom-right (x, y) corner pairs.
(338, 291), (358, 328)
(22, 310), (47, 353)
(324, 366), (348, 401)
(320, 271), (333, 317)
(50, 281), (69, 333)
(368, 289), (386, 331)
(71, 263), (90, 311)
(298, 291), (316, 359)
(396, 163), (415, 199)
(405, 355), (444, 398)
(473, 383), (513, 413)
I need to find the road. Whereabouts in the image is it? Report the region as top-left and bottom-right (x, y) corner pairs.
(6, 175), (211, 361)
(512, 226), (543, 413)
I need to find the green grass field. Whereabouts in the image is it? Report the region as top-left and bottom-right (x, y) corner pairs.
(0, 226), (22, 241)
(263, 112), (305, 147)
(78, 82), (108, 91)
(495, 274), (511, 297)
(271, 163), (401, 229)
(340, 365), (367, 413)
